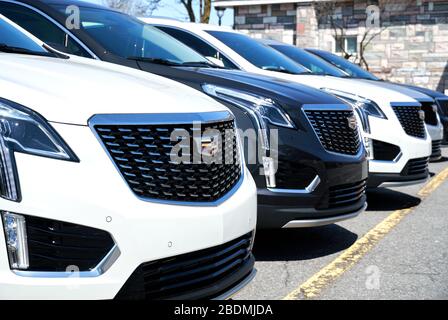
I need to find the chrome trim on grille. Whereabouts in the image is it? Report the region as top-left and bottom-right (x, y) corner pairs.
(88, 112), (244, 207)
(267, 175), (321, 194)
(12, 245), (121, 278)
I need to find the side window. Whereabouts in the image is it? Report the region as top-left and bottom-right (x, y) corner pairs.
(158, 26), (238, 69)
(0, 2), (91, 58)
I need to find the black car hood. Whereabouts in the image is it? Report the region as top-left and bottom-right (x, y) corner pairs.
(195, 68), (344, 106)
(395, 83), (447, 99)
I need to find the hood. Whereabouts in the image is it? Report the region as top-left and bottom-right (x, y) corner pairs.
(358, 79), (434, 103)
(395, 83), (448, 100)
(254, 71), (419, 108)
(197, 68), (345, 106)
(0, 54), (228, 125)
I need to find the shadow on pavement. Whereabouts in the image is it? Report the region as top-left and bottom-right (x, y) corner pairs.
(431, 156), (448, 163)
(366, 188), (421, 211)
(253, 225), (358, 262)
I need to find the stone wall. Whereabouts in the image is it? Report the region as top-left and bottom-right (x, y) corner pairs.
(234, 3), (297, 44)
(232, 0), (448, 92)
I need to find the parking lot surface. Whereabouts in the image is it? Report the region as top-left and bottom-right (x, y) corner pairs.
(235, 148), (448, 300)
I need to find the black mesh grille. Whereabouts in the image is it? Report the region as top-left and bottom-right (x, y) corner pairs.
(115, 232), (254, 300)
(25, 215), (114, 272)
(305, 110), (360, 155)
(436, 99), (448, 116)
(401, 157), (429, 176)
(393, 106), (426, 138)
(275, 160), (317, 189)
(431, 140), (442, 159)
(372, 140), (401, 161)
(95, 120), (241, 203)
(328, 180), (367, 209)
(421, 102), (438, 126)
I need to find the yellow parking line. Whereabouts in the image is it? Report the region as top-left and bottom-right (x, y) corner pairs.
(283, 166), (448, 300)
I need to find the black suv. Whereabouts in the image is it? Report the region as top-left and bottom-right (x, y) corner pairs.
(1, 0), (368, 229)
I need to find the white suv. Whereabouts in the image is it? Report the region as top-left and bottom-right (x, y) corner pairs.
(0, 15), (257, 300)
(144, 18), (432, 188)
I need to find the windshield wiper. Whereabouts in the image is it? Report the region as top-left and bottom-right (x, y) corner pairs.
(0, 43), (55, 57)
(127, 56), (182, 66)
(261, 66), (306, 75)
(180, 61), (226, 69)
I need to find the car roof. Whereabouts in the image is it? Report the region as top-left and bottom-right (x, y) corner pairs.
(142, 17), (235, 32)
(258, 39), (285, 46)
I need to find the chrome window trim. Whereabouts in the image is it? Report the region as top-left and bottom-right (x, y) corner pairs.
(2, 0), (99, 60)
(302, 104), (365, 158)
(88, 111), (245, 207)
(267, 175), (321, 194)
(12, 245), (121, 278)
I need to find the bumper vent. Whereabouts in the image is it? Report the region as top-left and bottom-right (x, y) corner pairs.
(372, 140), (401, 161)
(328, 180), (367, 209)
(94, 120), (241, 203)
(401, 157), (429, 176)
(393, 106), (426, 138)
(431, 140), (442, 160)
(305, 110), (361, 155)
(421, 102), (438, 126)
(115, 232), (255, 300)
(275, 160), (317, 189)
(25, 215), (114, 272)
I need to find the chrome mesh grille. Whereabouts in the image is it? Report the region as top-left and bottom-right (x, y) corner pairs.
(94, 120), (241, 203)
(393, 106), (426, 138)
(305, 109), (361, 155)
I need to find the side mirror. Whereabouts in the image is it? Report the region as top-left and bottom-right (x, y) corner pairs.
(205, 56), (225, 68)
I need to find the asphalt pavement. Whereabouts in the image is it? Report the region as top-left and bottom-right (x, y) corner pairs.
(235, 148), (448, 300)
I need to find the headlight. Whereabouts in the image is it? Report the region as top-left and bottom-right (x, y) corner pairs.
(0, 98), (78, 201)
(322, 88), (387, 134)
(202, 84), (296, 130)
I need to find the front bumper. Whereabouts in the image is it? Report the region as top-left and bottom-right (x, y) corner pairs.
(0, 123), (257, 299)
(366, 115), (431, 187)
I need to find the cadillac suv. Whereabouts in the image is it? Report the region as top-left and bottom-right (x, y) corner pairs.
(0, 0), (370, 229)
(0, 14), (257, 299)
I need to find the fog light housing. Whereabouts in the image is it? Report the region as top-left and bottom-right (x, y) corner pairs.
(364, 137), (374, 160)
(262, 156), (276, 188)
(2, 212), (29, 270)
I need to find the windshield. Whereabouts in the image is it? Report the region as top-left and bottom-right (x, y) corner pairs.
(206, 31), (309, 74)
(309, 49), (379, 80)
(271, 44), (348, 77)
(52, 5), (210, 64)
(0, 16), (48, 53)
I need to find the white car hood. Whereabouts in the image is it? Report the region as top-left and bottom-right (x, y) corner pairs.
(0, 54), (228, 125)
(256, 71), (418, 108)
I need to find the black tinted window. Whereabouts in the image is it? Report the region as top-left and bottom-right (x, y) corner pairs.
(158, 26), (238, 69)
(0, 17), (46, 52)
(207, 31), (309, 74)
(51, 5), (209, 64)
(272, 45), (347, 77)
(0, 2), (91, 57)
(310, 50), (379, 80)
